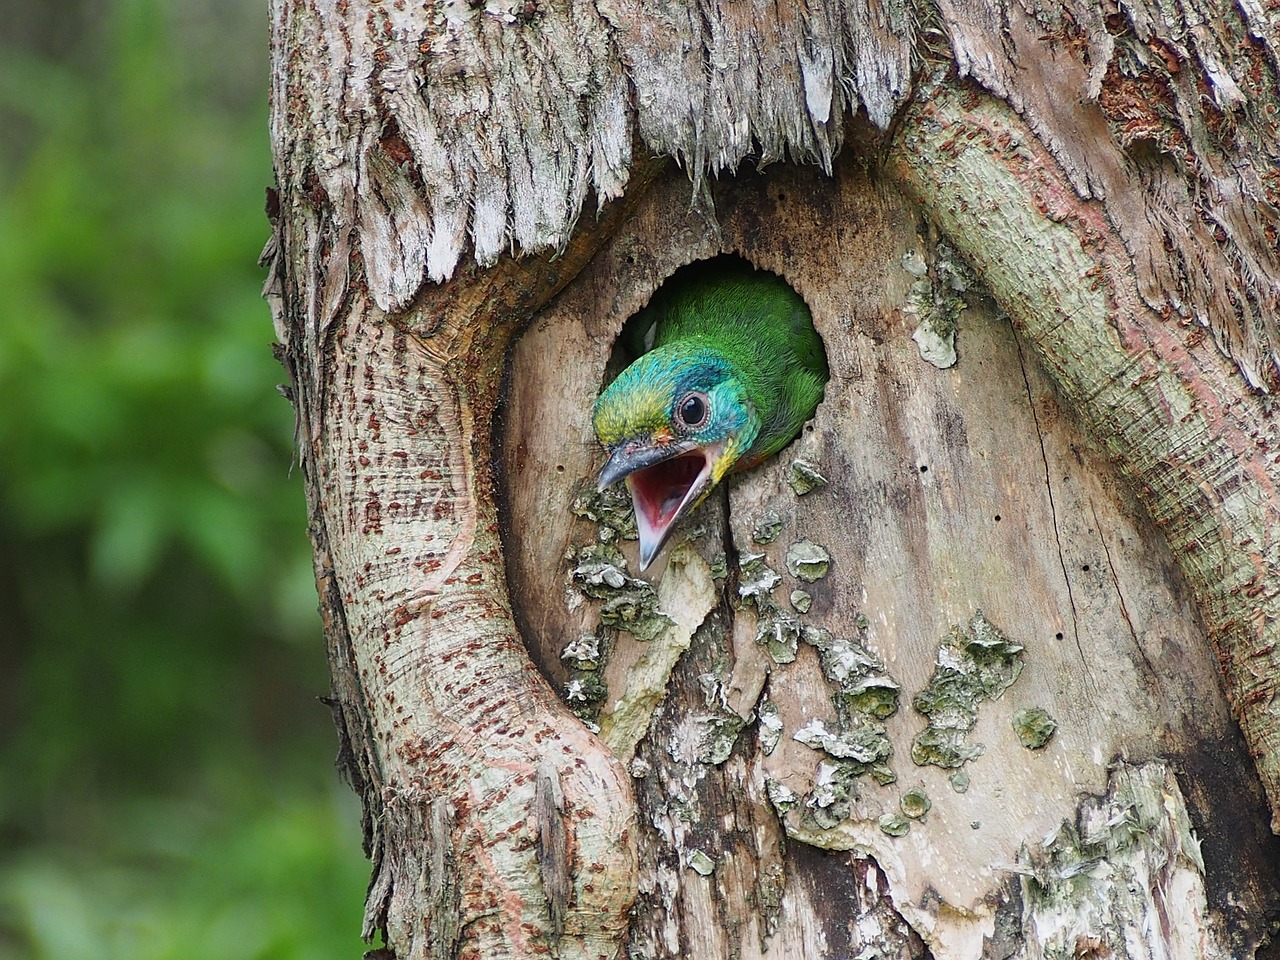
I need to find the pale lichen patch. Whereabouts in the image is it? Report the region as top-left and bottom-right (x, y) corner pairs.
(911, 611), (1024, 769)
(1013, 762), (1222, 958)
(752, 510), (784, 544)
(900, 788), (931, 820)
(560, 622), (613, 724)
(804, 625), (901, 719)
(759, 616), (907, 838)
(561, 631), (602, 671)
(756, 605), (802, 664)
(1012, 707), (1058, 749)
(788, 459), (828, 495)
(757, 697), (783, 755)
(878, 813), (911, 837)
(904, 238), (976, 370)
(786, 540), (831, 582)
(766, 778), (798, 812)
(737, 552), (782, 601)
(870, 764), (896, 786)
(795, 719), (892, 765)
(571, 482), (637, 542)
(806, 760), (865, 828)
(571, 543), (673, 641)
(699, 713), (748, 765)
(738, 552), (802, 664)
(686, 849), (716, 876)
(707, 553), (729, 580)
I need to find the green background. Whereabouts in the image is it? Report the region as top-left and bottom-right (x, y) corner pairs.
(0, 0), (370, 955)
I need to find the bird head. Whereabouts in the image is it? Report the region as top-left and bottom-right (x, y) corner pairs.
(592, 345), (759, 571)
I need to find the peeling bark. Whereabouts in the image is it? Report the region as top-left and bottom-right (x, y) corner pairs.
(270, 0), (1277, 384)
(936, 0), (1280, 389)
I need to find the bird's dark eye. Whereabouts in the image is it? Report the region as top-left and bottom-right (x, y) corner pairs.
(677, 392), (708, 429)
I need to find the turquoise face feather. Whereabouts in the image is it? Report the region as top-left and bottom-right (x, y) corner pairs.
(593, 348), (756, 454)
(592, 261), (828, 571)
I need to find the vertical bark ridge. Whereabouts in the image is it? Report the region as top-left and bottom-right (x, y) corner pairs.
(265, 129), (668, 953)
(889, 81), (1280, 831)
(310, 304), (638, 960)
(317, 306), (641, 959)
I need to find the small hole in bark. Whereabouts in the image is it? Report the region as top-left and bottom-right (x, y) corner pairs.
(994, 515), (1001, 522)
(1055, 632), (1064, 640)
(1082, 564), (1091, 572)
(777, 191), (786, 201)
(919, 465), (928, 473)
(555, 464), (565, 473)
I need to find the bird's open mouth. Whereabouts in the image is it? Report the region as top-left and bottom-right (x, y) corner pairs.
(628, 451), (709, 535)
(625, 447), (719, 570)
(596, 438), (722, 571)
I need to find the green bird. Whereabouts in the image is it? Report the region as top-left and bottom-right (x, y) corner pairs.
(592, 261), (829, 571)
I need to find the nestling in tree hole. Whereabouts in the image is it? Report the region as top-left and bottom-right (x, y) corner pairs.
(592, 257), (829, 570)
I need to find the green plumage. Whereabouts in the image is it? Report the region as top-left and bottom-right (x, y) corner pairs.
(595, 261), (828, 470)
(591, 260), (829, 570)
(653, 264), (825, 464)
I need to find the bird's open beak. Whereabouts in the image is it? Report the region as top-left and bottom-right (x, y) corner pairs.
(596, 439), (722, 571)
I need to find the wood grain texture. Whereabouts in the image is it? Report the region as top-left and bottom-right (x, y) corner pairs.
(502, 158), (1280, 957)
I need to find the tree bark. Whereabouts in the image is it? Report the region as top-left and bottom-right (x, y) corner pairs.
(265, 0), (1280, 956)
(504, 149), (1280, 958)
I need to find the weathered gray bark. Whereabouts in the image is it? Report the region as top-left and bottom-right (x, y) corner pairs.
(265, 0), (1280, 957)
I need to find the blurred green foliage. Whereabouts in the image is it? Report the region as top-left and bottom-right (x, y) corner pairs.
(0, 0), (369, 956)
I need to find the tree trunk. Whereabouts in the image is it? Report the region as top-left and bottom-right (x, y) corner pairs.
(265, 0), (1280, 957)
